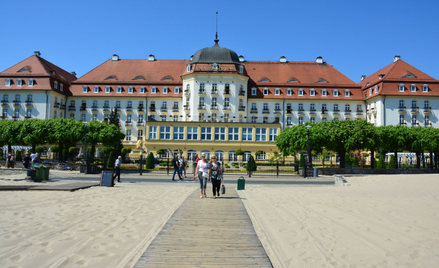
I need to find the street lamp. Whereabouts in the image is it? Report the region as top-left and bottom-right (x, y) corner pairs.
(306, 125), (312, 165)
(83, 122), (90, 174)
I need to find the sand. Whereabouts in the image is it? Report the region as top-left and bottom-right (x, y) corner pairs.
(1, 173), (439, 268)
(239, 174), (439, 268)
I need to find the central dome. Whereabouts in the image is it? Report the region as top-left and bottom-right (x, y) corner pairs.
(191, 41), (240, 64)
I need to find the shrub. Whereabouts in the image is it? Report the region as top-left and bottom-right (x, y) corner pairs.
(68, 147), (77, 154)
(246, 156), (257, 171)
(243, 164), (248, 168)
(157, 148), (166, 155)
(107, 152), (115, 168)
(377, 155), (385, 169)
(235, 149), (244, 156)
(387, 155), (395, 169)
(62, 149), (68, 162)
(51, 145), (59, 153)
(101, 146), (113, 156)
(159, 162), (172, 167)
(299, 153), (304, 167)
(225, 164), (230, 168)
(146, 152), (155, 169)
(121, 148), (131, 160)
(353, 156), (359, 166)
(36, 146), (45, 155)
(345, 153), (352, 166)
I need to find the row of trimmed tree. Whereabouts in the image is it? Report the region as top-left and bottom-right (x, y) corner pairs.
(276, 120), (439, 169)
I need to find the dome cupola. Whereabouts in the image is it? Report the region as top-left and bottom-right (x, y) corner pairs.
(191, 39), (240, 65)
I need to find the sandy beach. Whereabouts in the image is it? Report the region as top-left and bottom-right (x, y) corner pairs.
(1, 173), (439, 267)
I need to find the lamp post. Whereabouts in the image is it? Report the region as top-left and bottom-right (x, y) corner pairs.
(83, 122), (90, 174)
(139, 151), (143, 176)
(306, 125), (312, 177)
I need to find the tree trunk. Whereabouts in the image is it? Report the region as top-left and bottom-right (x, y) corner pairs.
(8, 143), (12, 154)
(32, 144), (36, 153)
(394, 150), (398, 169)
(339, 150), (346, 168)
(371, 150), (375, 169)
(416, 152), (421, 168)
(59, 143), (64, 162)
(422, 152), (425, 169)
(430, 150), (433, 169)
(91, 144), (96, 163)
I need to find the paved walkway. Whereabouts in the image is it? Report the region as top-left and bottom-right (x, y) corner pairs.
(134, 188), (273, 268)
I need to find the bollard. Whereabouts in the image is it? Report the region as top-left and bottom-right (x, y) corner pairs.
(313, 167), (318, 177)
(237, 176), (245, 190)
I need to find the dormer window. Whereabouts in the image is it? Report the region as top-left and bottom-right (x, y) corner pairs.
(404, 73), (415, 78)
(17, 78), (23, 86)
(422, 84), (428, 93)
(333, 89), (339, 97)
(288, 78), (299, 83)
(310, 89), (315, 96)
(140, 86), (145, 93)
(117, 86), (122, 93)
(174, 87), (179, 94)
(163, 87), (168, 94)
(105, 86), (110, 93)
(60, 84), (64, 91)
(82, 86), (88, 93)
(239, 65), (244, 73)
(133, 76), (144, 80)
(162, 76), (173, 81)
(212, 63), (218, 71)
(410, 84), (416, 92)
(298, 89), (304, 96)
(94, 86), (99, 93)
(287, 88), (292, 96)
(5, 78), (11, 86)
(275, 88), (280, 95)
(375, 85), (379, 93)
(345, 89), (350, 97)
(369, 88), (373, 96)
(399, 84), (405, 92)
(251, 87), (257, 96)
(379, 75), (384, 79)
(53, 81), (58, 89)
(151, 87), (157, 94)
(321, 89), (327, 97)
(316, 79), (327, 83)
(259, 78), (270, 82)
(187, 64), (191, 72)
(263, 88), (269, 95)
(128, 86), (133, 93)
(105, 76), (116, 80)
(18, 68), (30, 72)
(28, 78), (34, 86)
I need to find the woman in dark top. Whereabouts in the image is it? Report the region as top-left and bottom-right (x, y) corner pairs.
(23, 153), (31, 168)
(209, 155), (223, 199)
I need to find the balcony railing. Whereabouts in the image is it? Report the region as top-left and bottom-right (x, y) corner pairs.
(399, 122), (406, 126)
(92, 106), (98, 111)
(80, 106), (86, 111)
(160, 107), (167, 112)
(211, 105), (218, 110)
(424, 107), (431, 113)
(149, 107), (156, 112)
(239, 91), (245, 96)
(125, 121), (132, 126)
(274, 109), (281, 114)
(211, 90), (218, 95)
(54, 102), (60, 108)
(137, 121), (144, 126)
(198, 90), (205, 94)
(138, 106), (144, 111)
(411, 107), (419, 113)
(356, 110), (363, 115)
(25, 100), (33, 106)
(298, 109), (304, 115)
(198, 105), (205, 110)
(1, 100), (8, 105)
(321, 109), (328, 115)
(223, 105), (230, 110)
(262, 109), (269, 114)
(184, 105), (190, 111)
(116, 106), (121, 112)
(238, 106), (245, 111)
(333, 109), (340, 115)
(103, 106), (110, 111)
(411, 122), (419, 127)
(172, 107), (179, 112)
(60, 104), (66, 109)
(310, 109), (316, 114)
(224, 90), (230, 95)
(68, 106), (75, 111)
(425, 122), (432, 127)
(398, 106), (406, 113)
(184, 90), (190, 96)
(250, 108), (258, 114)
(286, 109), (292, 114)
(345, 110), (351, 115)
(126, 106), (133, 111)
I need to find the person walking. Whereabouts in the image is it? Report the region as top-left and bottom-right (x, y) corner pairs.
(171, 155), (182, 181)
(23, 153), (31, 169)
(194, 153), (210, 198)
(6, 153), (14, 168)
(32, 153), (40, 168)
(193, 153), (199, 175)
(180, 156), (187, 178)
(209, 155), (223, 199)
(114, 156), (122, 183)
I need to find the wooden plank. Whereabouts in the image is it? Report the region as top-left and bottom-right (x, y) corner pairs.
(134, 189), (272, 267)
(28, 182), (100, 191)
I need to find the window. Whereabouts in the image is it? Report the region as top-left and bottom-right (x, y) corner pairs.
(173, 127), (184, 140)
(105, 86), (110, 93)
(92, 114), (97, 121)
(212, 113), (217, 121)
(27, 94), (32, 101)
(53, 110), (56, 119)
(199, 97), (205, 105)
(139, 114), (143, 122)
(399, 100), (405, 107)
(60, 84), (64, 91)
(287, 117), (291, 125)
(224, 113), (229, 121)
(251, 88), (257, 95)
(17, 78), (23, 86)
(104, 114), (108, 120)
(161, 115), (166, 121)
(187, 64), (191, 72)
(263, 88), (268, 95)
(333, 89), (339, 96)
(263, 103), (268, 110)
(255, 128), (266, 141)
(116, 101), (121, 108)
(412, 115), (417, 124)
(345, 90), (350, 97)
(173, 115), (178, 121)
(275, 103), (280, 110)
(187, 127), (198, 140)
(81, 114), (86, 121)
(228, 127), (239, 141)
(369, 88), (373, 96)
(5, 78), (11, 86)
(201, 127), (212, 140)
(94, 86), (99, 93)
(27, 78), (34, 86)
(287, 88), (292, 96)
(251, 103), (256, 110)
(317, 79), (327, 83)
(214, 127), (225, 141)
(410, 84), (416, 92)
(212, 84), (217, 91)
(15, 94), (20, 102)
(174, 87), (179, 94)
(298, 117), (303, 124)
(200, 83), (205, 90)
(163, 87), (168, 94)
(93, 100), (98, 107)
(310, 103), (315, 110)
(128, 86), (133, 93)
(53, 80), (58, 89)
(298, 89), (304, 96)
(138, 130), (143, 140)
(345, 104), (350, 111)
(263, 117), (268, 123)
(412, 100), (417, 108)
(422, 84), (428, 93)
(225, 84), (230, 90)
(225, 97), (230, 106)
(322, 104), (327, 111)
(2, 108), (7, 117)
(139, 86), (145, 94)
(242, 128), (253, 141)
(160, 126), (171, 140)
(259, 78), (270, 82)
(212, 97), (217, 107)
(149, 126), (157, 139)
(275, 88), (280, 95)
(322, 117), (327, 122)
(310, 117), (315, 123)
(334, 104), (339, 111)
(310, 89), (315, 96)
(199, 113), (204, 120)
(70, 113), (74, 119)
(105, 76), (116, 80)
(424, 100), (430, 108)
(83, 86), (88, 93)
(117, 86), (122, 93)
(251, 116), (256, 123)
(124, 129), (131, 141)
(127, 114), (132, 122)
(269, 128), (277, 141)
(399, 114), (405, 124)
(399, 84), (405, 92)
(240, 65), (244, 73)
(375, 85), (379, 93)
(322, 89), (327, 97)
(151, 87), (157, 94)
(425, 115), (430, 125)
(299, 103), (304, 110)
(26, 109), (32, 117)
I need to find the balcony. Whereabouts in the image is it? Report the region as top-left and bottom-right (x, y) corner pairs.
(184, 90), (190, 96)
(286, 109), (292, 114)
(238, 106), (245, 112)
(250, 108), (258, 114)
(211, 105), (218, 110)
(424, 107), (431, 114)
(103, 106), (110, 111)
(25, 115), (31, 119)
(411, 122), (419, 127)
(198, 90), (206, 95)
(274, 108), (281, 114)
(92, 106), (98, 111)
(13, 100), (21, 106)
(211, 90), (218, 95)
(398, 107), (406, 113)
(149, 106), (156, 112)
(298, 109), (304, 115)
(309, 109), (316, 115)
(333, 109), (340, 116)
(103, 118), (108, 123)
(345, 110), (351, 116)
(172, 107), (179, 112)
(116, 106), (121, 112)
(239, 90), (245, 96)
(224, 90), (230, 95)
(126, 106), (133, 112)
(0, 115), (6, 119)
(1, 100), (8, 106)
(425, 122), (432, 127)
(198, 104), (205, 110)
(125, 121), (132, 127)
(262, 109), (270, 114)
(54, 102), (60, 108)
(399, 122), (406, 126)
(184, 105), (190, 111)
(160, 107), (167, 112)
(411, 107), (419, 113)
(25, 100), (33, 106)
(67, 105), (75, 111)
(321, 109), (328, 115)
(138, 106), (144, 112)
(356, 110), (363, 115)
(12, 115), (19, 119)
(137, 121), (144, 126)
(60, 104), (66, 109)
(80, 106), (87, 111)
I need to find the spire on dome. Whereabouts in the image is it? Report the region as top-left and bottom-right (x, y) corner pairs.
(214, 12), (219, 46)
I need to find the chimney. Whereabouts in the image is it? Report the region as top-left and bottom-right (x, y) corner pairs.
(148, 54), (155, 62)
(112, 54), (119, 61)
(71, 71), (77, 77)
(239, 55), (245, 62)
(279, 56), (287, 63)
(361, 75), (366, 81)
(34, 51), (41, 57)
(316, 56), (323, 64)
(394, 55), (401, 62)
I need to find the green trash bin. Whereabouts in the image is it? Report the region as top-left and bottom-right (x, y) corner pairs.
(237, 176), (245, 190)
(34, 166), (43, 182)
(42, 166), (50, 181)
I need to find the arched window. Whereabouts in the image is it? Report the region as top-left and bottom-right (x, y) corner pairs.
(128, 86), (133, 93)
(345, 89), (350, 97)
(298, 89), (304, 96)
(17, 78), (23, 86)
(321, 89), (327, 96)
(399, 100), (405, 107)
(410, 84), (416, 92)
(286, 88), (292, 96)
(215, 150), (225, 162)
(333, 89), (339, 97)
(228, 150), (237, 162)
(94, 85), (99, 93)
(27, 78), (33, 87)
(310, 88), (315, 96)
(105, 86), (111, 93)
(399, 84), (405, 92)
(422, 84), (428, 92)
(256, 151), (266, 160)
(201, 150), (211, 160)
(3, 94), (8, 101)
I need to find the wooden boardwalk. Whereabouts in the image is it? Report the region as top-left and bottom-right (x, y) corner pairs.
(0, 182), (99, 192)
(134, 188), (272, 268)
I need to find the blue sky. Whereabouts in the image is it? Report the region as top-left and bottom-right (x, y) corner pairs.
(1, 0), (438, 82)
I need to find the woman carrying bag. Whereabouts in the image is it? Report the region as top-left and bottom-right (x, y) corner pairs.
(209, 155), (223, 199)
(194, 153), (210, 199)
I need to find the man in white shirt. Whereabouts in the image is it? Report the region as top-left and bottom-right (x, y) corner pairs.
(114, 156), (122, 183)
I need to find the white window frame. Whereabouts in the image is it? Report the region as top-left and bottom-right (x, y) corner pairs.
(201, 127), (212, 141)
(269, 128), (277, 142)
(399, 84), (405, 92)
(255, 128), (266, 141)
(53, 80), (58, 89)
(375, 85), (379, 93)
(214, 127), (226, 141)
(298, 117), (304, 124)
(5, 78), (11, 86)
(159, 126), (171, 140)
(128, 86), (133, 93)
(422, 84), (428, 93)
(251, 87), (257, 96)
(369, 88), (373, 96)
(310, 89), (315, 96)
(298, 89), (304, 96)
(117, 86), (122, 93)
(242, 128), (253, 141)
(151, 87), (157, 94)
(140, 86), (145, 93)
(81, 114), (86, 121)
(26, 109), (32, 117)
(321, 89), (327, 97)
(287, 88), (292, 96)
(163, 87), (168, 94)
(105, 86), (110, 93)
(60, 83), (63, 91)
(310, 117), (316, 123)
(187, 127), (198, 140)
(410, 84), (416, 92)
(399, 114), (405, 124)
(27, 78), (33, 87)
(92, 113), (98, 121)
(174, 87), (179, 94)
(333, 89), (339, 97)
(228, 127), (239, 141)
(17, 78), (23, 86)
(149, 126), (157, 140)
(263, 88), (269, 95)
(173, 126), (184, 140)
(94, 86), (99, 93)
(225, 97), (230, 106)
(275, 88), (280, 95)
(82, 86), (88, 93)
(345, 89), (350, 97)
